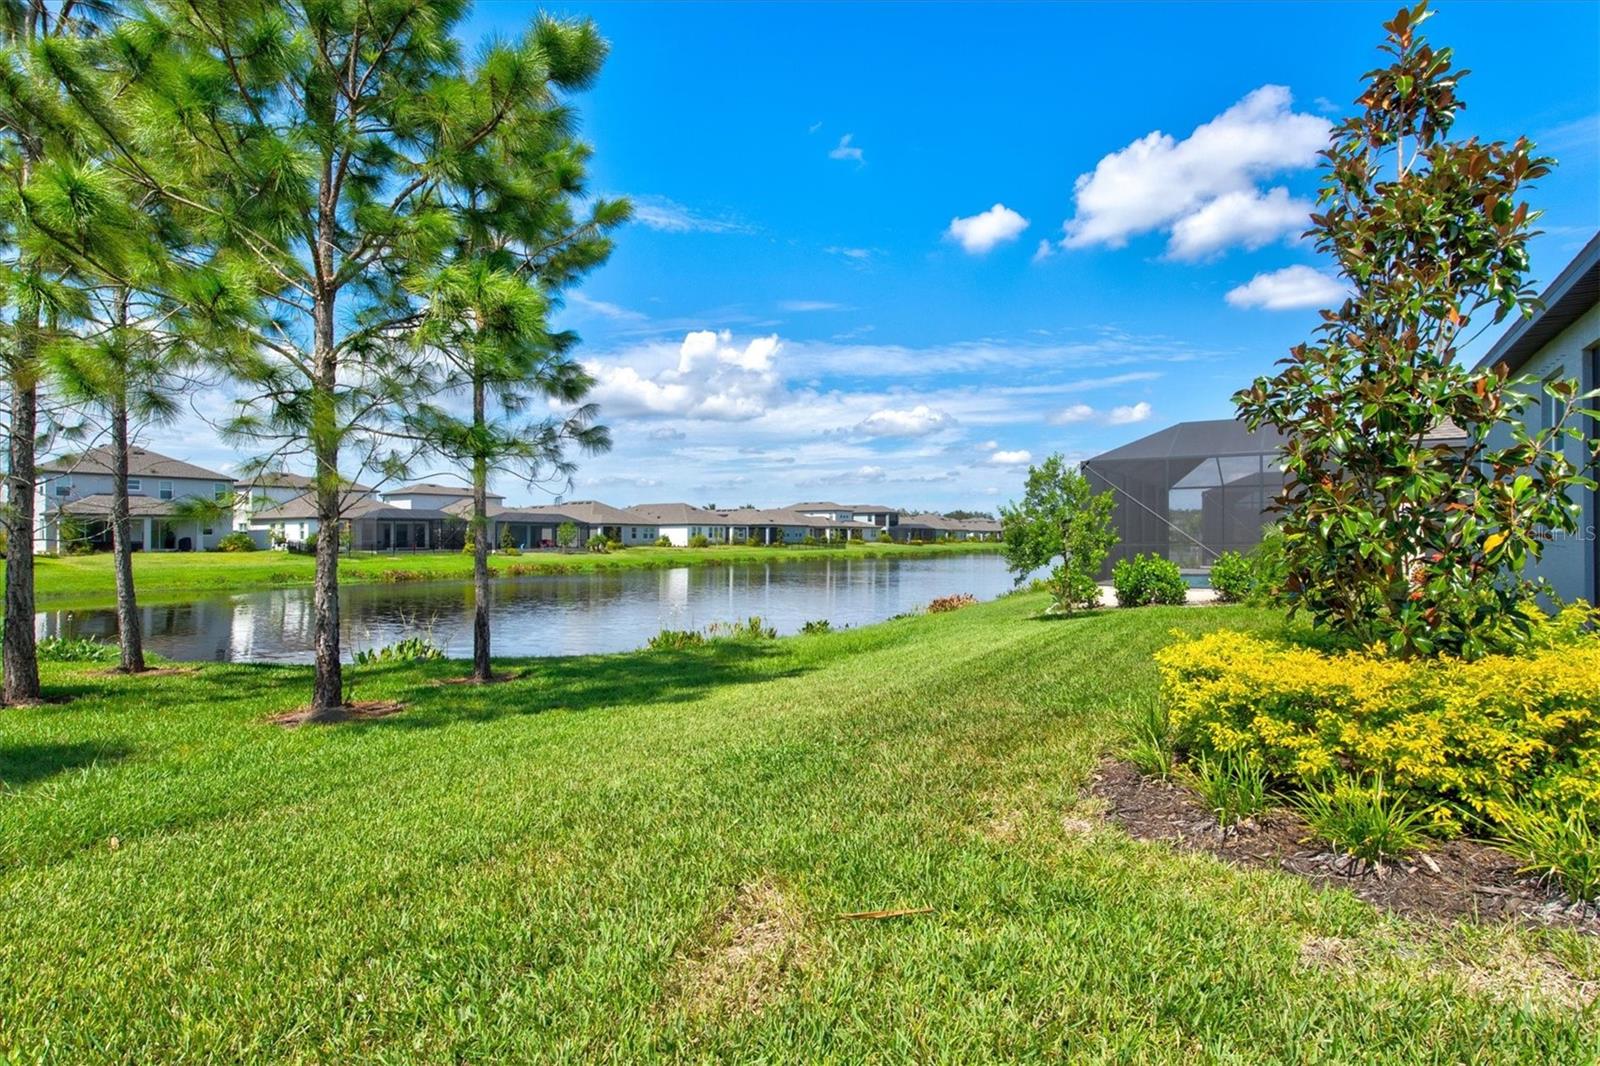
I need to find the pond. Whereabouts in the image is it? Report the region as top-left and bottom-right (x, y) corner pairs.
(36, 553), (1021, 663)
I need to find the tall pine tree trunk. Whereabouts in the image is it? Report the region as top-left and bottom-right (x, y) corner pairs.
(3, 371), (41, 705)
(307, 296), (343, 717)
(471, 376), (491, 682)
(109, 392), (145, 673)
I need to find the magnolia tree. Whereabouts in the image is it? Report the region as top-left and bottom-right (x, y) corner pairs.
(1236, 2), (1599, 659)
(1000, 454), (1117, 614)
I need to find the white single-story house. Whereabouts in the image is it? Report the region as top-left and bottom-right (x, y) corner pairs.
(1474, 230), (1599, 605)
(34, 447), (236, 552)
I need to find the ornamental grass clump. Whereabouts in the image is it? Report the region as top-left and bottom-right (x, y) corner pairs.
(1496, 798), (1598, 903)
(1294, 775), (1433, 863)
(1186, 751), (1270, 828)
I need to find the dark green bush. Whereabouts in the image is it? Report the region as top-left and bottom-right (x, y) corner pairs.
(1207, 550), (1253, 603)
(1111, 554), (1186, 607)
(215, 531), (258, 553)
(688, 533), (710, 548)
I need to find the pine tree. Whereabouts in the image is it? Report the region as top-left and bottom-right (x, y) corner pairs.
(409, 16), (623, 682)
(88, 0), (598, 716)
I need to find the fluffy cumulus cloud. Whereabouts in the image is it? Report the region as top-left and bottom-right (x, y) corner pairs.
(1225, 265), (1347, 310)
(989, 449), (1033, 465)
(1165, 187), (1312, 261)
(946, 203), (1030, 254)
(856, 404), (955, 438)
(1049, 400), (1152, 426)
(1059, 86), (1328, 257)
(587, 330), (783, 421)
(1050, 403), (1096, 425)
(1106, 402), (1153, 425)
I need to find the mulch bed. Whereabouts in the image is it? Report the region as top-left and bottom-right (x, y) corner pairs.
(1089, 759), (1599, 935)
(267, 700), (407, 727)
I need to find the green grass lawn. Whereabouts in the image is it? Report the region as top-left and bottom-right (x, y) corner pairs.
(17, 539), (1000, 608)
(1, 594), (1594, 1062)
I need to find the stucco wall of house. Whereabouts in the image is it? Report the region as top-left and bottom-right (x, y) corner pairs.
(36, 471), (235, 551)
(1490, 301), (1600, 604)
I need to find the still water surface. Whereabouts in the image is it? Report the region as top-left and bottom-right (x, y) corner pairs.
(37, 553), (1018, 663)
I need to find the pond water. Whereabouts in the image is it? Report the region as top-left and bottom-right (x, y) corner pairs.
(36, 553), (1020, 663)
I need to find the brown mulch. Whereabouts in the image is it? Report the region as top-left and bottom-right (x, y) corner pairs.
(267, 700), (407, 727)
(1089, 759), (1599, 935)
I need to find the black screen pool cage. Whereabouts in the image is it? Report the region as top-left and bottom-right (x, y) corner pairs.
(1082, 418), (1286, 575)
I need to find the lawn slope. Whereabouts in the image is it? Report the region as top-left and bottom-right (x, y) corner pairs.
(0, 595), (1594, 1062)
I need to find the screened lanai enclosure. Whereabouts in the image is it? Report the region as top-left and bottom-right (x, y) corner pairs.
(1082, 418), (1286, 575)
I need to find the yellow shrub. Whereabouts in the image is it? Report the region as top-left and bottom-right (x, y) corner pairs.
(1156, 630), (1600, 827)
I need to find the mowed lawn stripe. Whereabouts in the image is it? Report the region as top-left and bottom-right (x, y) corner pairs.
(1, 596), (1594, 1062)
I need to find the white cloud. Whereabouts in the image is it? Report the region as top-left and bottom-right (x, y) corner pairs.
(856, 404), (955, 438)
(808, 120), (824, 134)
(1061, 86), (1329, 253)
(1164, 187), (1312, 261)
(1050, 403), (1096, 425)
(568, 292), (647, 322)
(647, 427), (685, 441)
(825, 246), (873, 262)
(587, 330), (783, 422)
(779, 300), (846, 312)
(1225, 265), (1347, 310)
(946, 203), (1030, 254)
(989, 449), (1032, 465)
(829, 133), (864, 163)
(849, 465), (887, 483)
(1031, 239), (1056, 264)
(630, 195), (748, 234)
(1048, 399), (1152, 425)
(1106, 402), (1153, 425)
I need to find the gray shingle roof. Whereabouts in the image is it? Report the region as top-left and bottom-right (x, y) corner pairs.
(40, 446), (231, 481)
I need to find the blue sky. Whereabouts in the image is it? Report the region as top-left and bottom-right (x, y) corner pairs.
(186, 2), (1600, 509)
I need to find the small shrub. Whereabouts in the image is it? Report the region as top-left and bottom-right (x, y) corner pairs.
(1111, 553), (1187, 607)
(1126, 699), (1177, 781)
(499, 526), (515, 551)
(215, 531), (258, 553)
(688, 533), (710, 548)
(1187, 750), (1269, 827)
(800, 619), (832, 635)
(1207, 550), (1253, 603)
(37, 635), (117, 663)
(556, 521), (579, 549)
(801, 534), (821, 547)
(647, 628), (705, 651)
(499, 545), (522, 556)
(587, 533), (610, 553)
(1044, 567), (1101, 614)
(927, 593), (977, 613)
(744, 534), (763, 548)
(1496, 798), (1598, 903)
(353, 636), (444, 665)
(654, 535), (671, 547)
(705, 616), (777, 641)
(1294, 776), (1432, 863)
(379, 569), (426, 583)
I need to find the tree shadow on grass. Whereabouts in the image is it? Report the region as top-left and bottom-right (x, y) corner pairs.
(359, 641), (811, 732)
(0, 740), (130, 791)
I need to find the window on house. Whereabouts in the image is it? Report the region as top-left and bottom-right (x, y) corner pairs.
(1541, 372), (1567, 432)
(215, 482), (230, 500)
(127, 478), (142, 493)
(158, 481), (173, 500)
